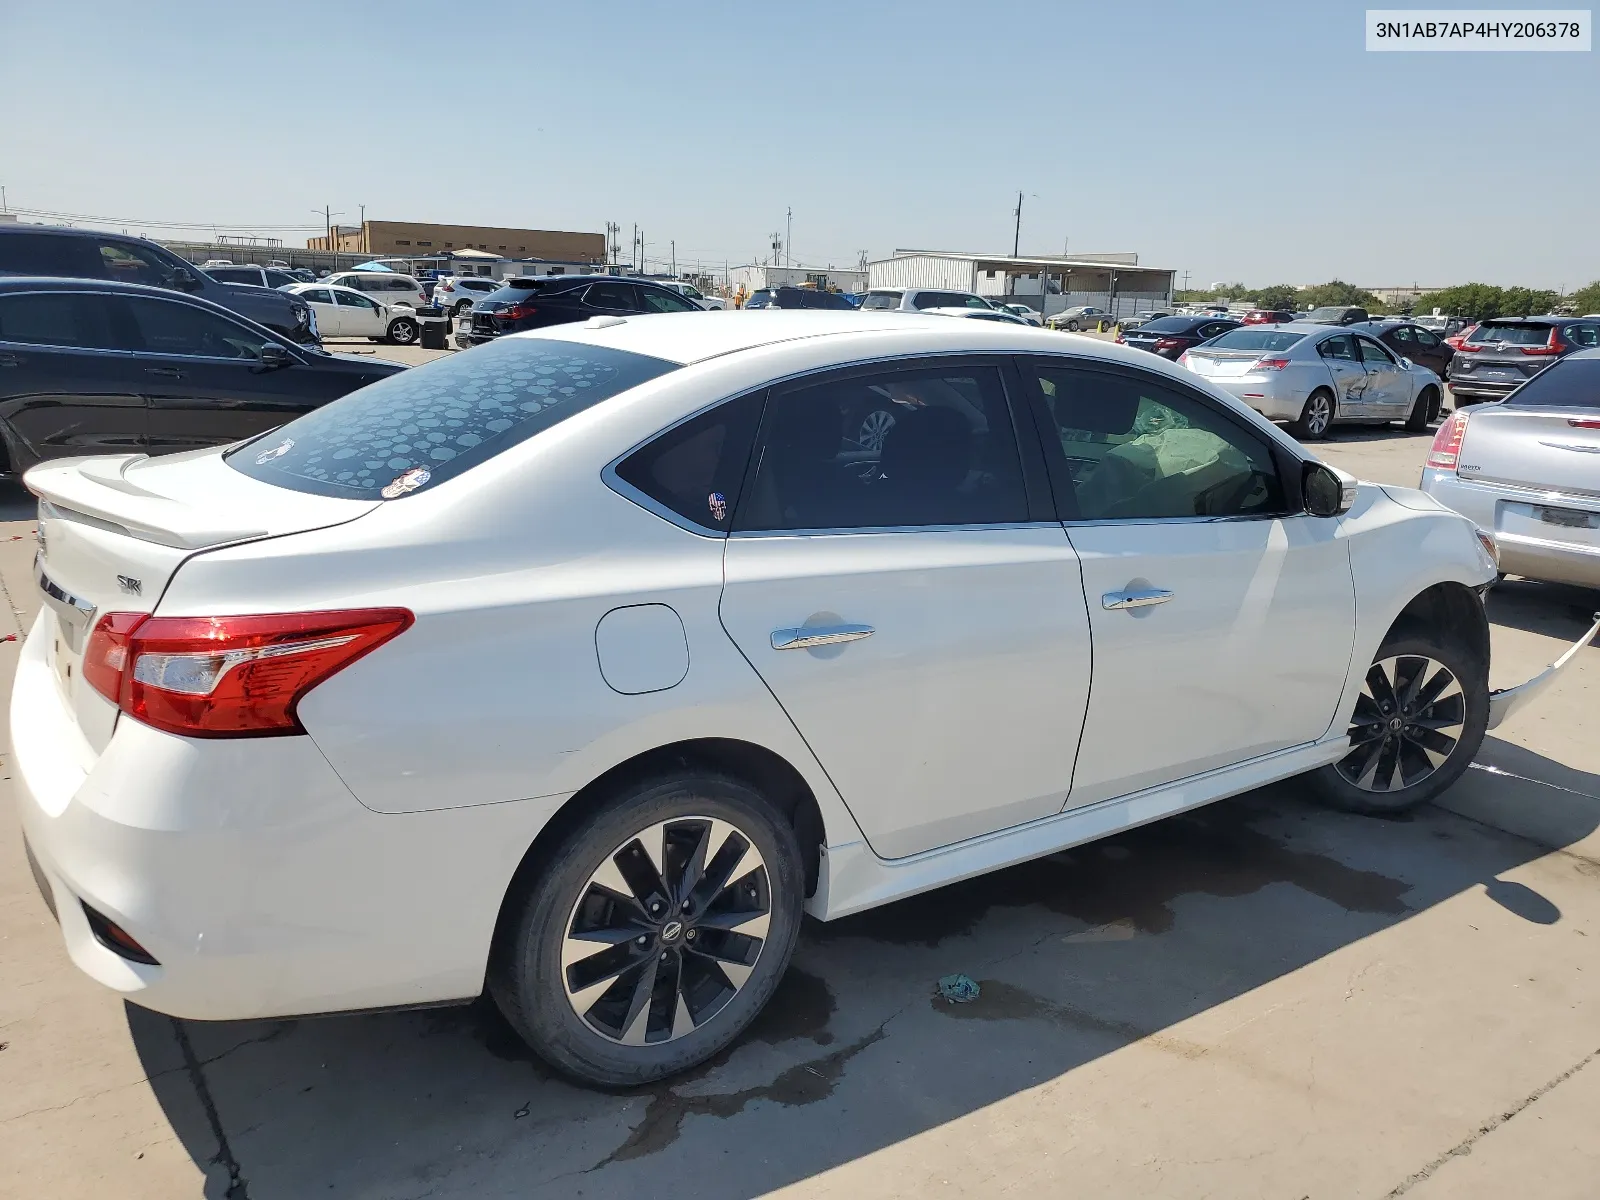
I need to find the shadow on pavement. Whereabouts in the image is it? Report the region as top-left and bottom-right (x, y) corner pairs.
(0, 479), (36, 524)
(1485, 578), (1600, 639)
(130, 766), (1599, 1200)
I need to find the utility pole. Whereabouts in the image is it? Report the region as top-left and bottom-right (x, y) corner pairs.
(605, 222), (620, 271)
(631, 224), (637, 273)
(671, 239), (676, 277)
(1181, 270), (1191, 294)
(1013, 190), (1023, 258)
(770, 232), (782, 269)
(1, 185), (7, 212)
(358, 203), (366, 254)
(638, 228), (644, 273)
(785, 207), (792, 268)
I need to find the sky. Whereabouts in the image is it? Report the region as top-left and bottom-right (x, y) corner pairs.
(2, 0), (1596, 291)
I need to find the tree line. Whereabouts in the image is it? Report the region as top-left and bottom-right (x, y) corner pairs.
(1174, 279), (1600, 319)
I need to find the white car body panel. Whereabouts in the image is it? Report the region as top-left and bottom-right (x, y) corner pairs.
(720, 526), (1091, 860)
(1064, 514), (1356, 805)
(10, 312), (1503, 1022)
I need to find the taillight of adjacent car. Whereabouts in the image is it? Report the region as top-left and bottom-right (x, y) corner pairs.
(1520, 328), (1563, 356)
(1253, 357), (1291, 372)
(498, 303), (537, 321)
(83, 609), (413, 737)
(1425, 410), (1470, 471)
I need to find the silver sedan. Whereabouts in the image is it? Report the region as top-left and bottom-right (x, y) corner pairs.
(1420, 348), (1600, 589)
(1181, 323), (1444, 440)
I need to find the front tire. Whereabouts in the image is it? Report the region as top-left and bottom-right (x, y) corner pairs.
(490, 771), (805, 1088)
(1405, 386), (1437, 433)
(1065, 319), (1081, 331)
(386, 316), (419, 345)
(1290, 388), (1336, 440)
(452, 300), (473, 316)
(1307, 630), (1488, 815)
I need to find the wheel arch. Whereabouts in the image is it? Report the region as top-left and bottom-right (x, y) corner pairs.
(489, 737), (827, 955)
(1385, 580), (1490, 672)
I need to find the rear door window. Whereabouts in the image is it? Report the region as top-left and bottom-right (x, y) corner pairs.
(0, 292), (119, 349)
(638, 286), (698, 313)
(227, 337), (678, 499)
(1319, 334), (1358, 362)
(1564, 323), (1599, 348)
(585, 282), (639, 310)
(614, 392), (765, 532)
(735, 362), (1027, 531)
(0, 232), (102, 276)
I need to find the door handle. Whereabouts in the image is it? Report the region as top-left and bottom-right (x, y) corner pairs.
(1102, 588), (1175, 611)
(0, 353), (21, 367)
(771, 623), (874, 651)
(144, 367), (184, 379)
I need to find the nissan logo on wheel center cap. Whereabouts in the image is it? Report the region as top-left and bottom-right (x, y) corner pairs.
(660, 920), (684, 943)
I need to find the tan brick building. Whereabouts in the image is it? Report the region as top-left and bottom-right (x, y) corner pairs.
(309, 221), (604, 262)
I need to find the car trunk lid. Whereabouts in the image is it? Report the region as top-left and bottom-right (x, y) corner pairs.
(29, 449), (379, 754)
(1457, 406), (1600, 498)
(1182, 349), (1265, 378)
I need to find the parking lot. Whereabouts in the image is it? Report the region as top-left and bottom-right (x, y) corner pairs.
(2, 354), (1597, 1199)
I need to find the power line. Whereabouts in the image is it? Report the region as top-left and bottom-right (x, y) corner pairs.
(7, 206), (326, 231)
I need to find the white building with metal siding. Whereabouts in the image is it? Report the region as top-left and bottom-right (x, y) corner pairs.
(728, 265), (868, 296)
(866, 251), (1175, 319)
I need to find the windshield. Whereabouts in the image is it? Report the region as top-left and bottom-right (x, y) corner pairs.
(1504, 358), (1600, 407)
(1469, 322), (1553, 346)
(860, 291), (902, 310)
(1206, 329), (1307, 352)
(226, 338), (678, 499)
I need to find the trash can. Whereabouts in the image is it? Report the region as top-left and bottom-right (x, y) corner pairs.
(417, 306), (449, 350)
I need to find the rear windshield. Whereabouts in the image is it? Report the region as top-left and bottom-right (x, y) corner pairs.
(1504, 358), (1600, 407)
(1137, 316), (1201, 333)
(226, 337), (678, 499)
(860, 291), (903, 310)
(1206, 329), (1307, 352)
(1469, 321), (1553, 346)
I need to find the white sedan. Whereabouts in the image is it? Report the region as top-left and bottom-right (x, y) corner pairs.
(1181, 323), (1444, 440)
(283, 282), (423, 345)
(16, 313), (1587, 1089)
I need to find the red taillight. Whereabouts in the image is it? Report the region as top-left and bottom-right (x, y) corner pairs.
(498, 303), (536, 321)
(1176, 351), (1191, 367)
(1254, 357), (1291, 372)
(1115, 331), (1125, 343)
(85, 609), (412, 738)
(1569, 417), (1600, 429)
(1154, 337), (1183, 349)
(1426, 410), (1470, 470)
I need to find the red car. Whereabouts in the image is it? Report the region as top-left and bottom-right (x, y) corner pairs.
(1444, 323), (1478, 351)
(1242, 309), (1295, 325)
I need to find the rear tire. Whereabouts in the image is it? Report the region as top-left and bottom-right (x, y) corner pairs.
(1290, 388), (1336, 440)
(452, 300), (473, 316)
(1405, 386), (1436, 433)
(489, 770), (805, 1088)
(1065, 319), (1080, 331)
(1307, 629), (1488, 815)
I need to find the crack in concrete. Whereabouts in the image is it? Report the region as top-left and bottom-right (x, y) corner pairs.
(1385, 1045), (1599, 1196)
(173, 1019), (252, 1200)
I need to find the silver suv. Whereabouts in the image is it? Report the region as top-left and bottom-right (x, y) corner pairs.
(859, 287), (996, 313)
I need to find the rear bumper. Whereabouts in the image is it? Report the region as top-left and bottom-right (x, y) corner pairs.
(1198, 375), (1301, 422)
(1446, 376), (1520, 400)
(11, 612), (561, 1021)
(1419, 469), (1600, 589)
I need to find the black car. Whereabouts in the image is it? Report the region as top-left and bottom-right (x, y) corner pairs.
(462, 275), (703, 345)
(1119, 314), (1241, 359)
(0, 277), (403, 474)
(744, 286), (856, 310)
(1349, 319), (1454, 378)
(0, 226), (317, 345)
(1447, 315), (1600, 405)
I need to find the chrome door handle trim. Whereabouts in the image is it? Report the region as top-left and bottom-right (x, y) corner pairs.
(771, 623), (875, 650)
(1102, 588), (1175, 611)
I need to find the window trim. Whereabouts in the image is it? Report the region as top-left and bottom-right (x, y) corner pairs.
(729, 353), (1045, 537)
(118, 293), (286, 363)
(1014, 353), (1304, 525)
(1354, 335), (1398, 366)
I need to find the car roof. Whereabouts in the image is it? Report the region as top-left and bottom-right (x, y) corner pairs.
(0, 275), (197, 298)
(0, 223), (139, 241)
(516, 310), (1211, 367)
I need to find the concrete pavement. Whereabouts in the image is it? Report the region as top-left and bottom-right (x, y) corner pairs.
(1, 418), (1597, 1200)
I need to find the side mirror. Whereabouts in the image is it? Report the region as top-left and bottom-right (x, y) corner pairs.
(256, 342), (293, 371)
(1399, 356), (1414, 369)
(171, 266), (201, 292)
(1304, 461), (1357, 517)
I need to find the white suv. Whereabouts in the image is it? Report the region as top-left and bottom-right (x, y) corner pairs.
(656, 280), (726, 310)
(322, 271), (428, 310)
(432, 276), (502, 316)
(859, 287), (995, 313)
